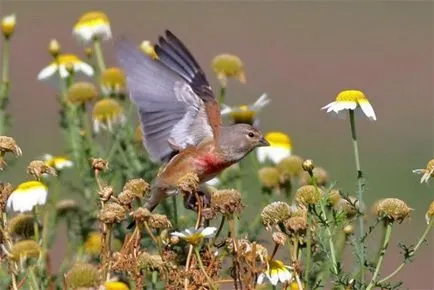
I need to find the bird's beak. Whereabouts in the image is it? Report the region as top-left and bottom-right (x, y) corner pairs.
(258, 136), (270, 147)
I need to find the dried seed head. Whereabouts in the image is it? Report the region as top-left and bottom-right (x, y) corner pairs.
(0, 136), (22, 157)
(374, 198), (412, 223)
(10, 240), (41, 261)
(284, 216), (307, 234)
(299, 167), (329, 187)
(97, 185), (114, 202)
(295, 185), (322, 206)
(302, 159), (315, 173)
(26, 160), (57, 179)
(67, 82), (98, 104)
(48, 39), (61, 57)
(8, 214), (35, 238)
(272, 231), (287, 245)
(328, 189), (342, 206)
(0, 182), (14, 212)
(148, 214), (172, 229)
(258, 167), (280, 188)
(56, 199), (79, 216)
(90, 157), (108, 171)
(335, 196), (359, 219)
(211, 189), (243, 216)
(98, 202), (126, 224)
(117, 190), (135, 206)
(425, 201), (434, 224)
(123, 178), (150, 199)
(65, 263), (100, 289)
(177, 172), (199, 193)
(343, 224), (354, 235)
(138, 252), (164, 270)
(131, 207), (151, 223)
(261, 201), (292, 230)
(277, 155), (304, 177)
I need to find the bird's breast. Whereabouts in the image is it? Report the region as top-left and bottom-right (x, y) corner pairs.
(195, 152), (231, 176)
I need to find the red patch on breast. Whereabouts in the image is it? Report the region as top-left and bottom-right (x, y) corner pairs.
(196, 153), (230, 174)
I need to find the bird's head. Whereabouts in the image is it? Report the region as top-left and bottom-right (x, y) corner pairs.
(219, 124), (269, 162)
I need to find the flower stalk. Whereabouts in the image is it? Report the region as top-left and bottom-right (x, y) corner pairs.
(0, 36), (11, 134)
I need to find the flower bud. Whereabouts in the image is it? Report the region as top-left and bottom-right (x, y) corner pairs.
(258, 167), (280, 188)
(90, 157), (108, 171)
(1, 14), (16, 39)
(48, 39), (61, 58)
(65, 263), (100, 289)
(277, 155), (304, 177)
(302, 159), (314, 173)
(425, 200), (434, 224)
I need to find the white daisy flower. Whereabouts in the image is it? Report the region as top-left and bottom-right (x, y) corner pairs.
(1, 14), (16, 38)
(140, 40), (159, 60)
(37, 54), (94, 80)
(221, 93), (270, 124)
(92, 99), (126, 133)
(321, 89), (376, 121)
(43, 154), (73, 170)
(257, 131), (292, 164)
(171, 227), (217, 246)
(7, 181), (48, 213)
(257, 259), (293, 286)
(413, 159), (434, 184)
(73, 11), (111, 44)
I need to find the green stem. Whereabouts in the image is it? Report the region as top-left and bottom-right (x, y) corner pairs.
(194, 247), (216, 290)
(349, 109), (365, 281)
(93, 38), (106, 78)
(1, 39), (8, 80)
(171, 196), (178, 229)
(0, 38), (10, 135)
(366, 221), (393, 290)
(29, 266), (39, 290)
(378, 218), (434, 284)
(218, 86), (226, 105)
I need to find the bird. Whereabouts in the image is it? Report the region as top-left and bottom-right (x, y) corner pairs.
(116, 30), (269, 212)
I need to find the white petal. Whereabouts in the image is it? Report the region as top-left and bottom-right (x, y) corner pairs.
(269, 273), (279, 285)
(321, 102), (334, 110)
(37, 65), (57, 80)
(412, 169), (425, 174)
(58, 66), (69, 78)
(256, 147), (291, 164)
(257, 273), (265, 284)
(206, 177), (220, 187)
(171, 232), (186, 238)
(278, 269), (291, 283)
(359, 100), (377, 121)
(220, 105), (233, 116)
(201, 227), (217, 237)
(79, 62), (94, 76)
(252, 93), (270, 111)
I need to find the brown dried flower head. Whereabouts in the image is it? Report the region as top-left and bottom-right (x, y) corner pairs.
(138, 251), (164, 270)
(261, 201), (292, 230)
(8, 213), (35, 238)
(90, 157), (108, 172)
(425, 200), (434, 224)
(284, 216), (307, 234)
(272, 231), (287, 245)
(148, 214), (172, 229)
(97, 185), (114, 202)
(98, 202), (127, 224)
(117, 190), (135, 206)
(10, 240), (41, 261)
(67, 82), (98, 104)
(211, 189), (243, 216)
(123, 178), (150, 199)
(295, 185), (322, 206)
(328, 189), (342, 206)
(299, 167), (329, 187)
(302, 159), (315, 173)
(277, 155), (304, 177)
(131, 207), (151, 223)
(374, 198), (412, 223)
(177, 172), (199, 193)
(258, 167), (281, 188)
(0, 136), (22, 160)
(27, 160), (57, 179)
(65, 263), (100, 289)
(0, 182), (14, 212)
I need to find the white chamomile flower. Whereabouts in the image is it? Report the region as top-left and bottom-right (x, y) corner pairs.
(37, 54), (94, 80)
(92, 99), (126, 133)
(171, 227), (217, 246)
(257, 259), (293, 286)
(221, 93), (270, 125)
(413, 159), (434, 184)
(321, 89), (376, 121)
(7, 181), (48, 212)
(257, 131), (292, 164)
(73, 11), (112, 44)
(43, 154), (73, 170)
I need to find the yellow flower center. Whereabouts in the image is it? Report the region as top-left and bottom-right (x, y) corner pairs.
(104, 281), (129, 290)
(269, 259), (286, 271)
(212, 54), (245, 78)
(266, 132), (292, 149)
(15, 181), (46, 193)
(101, 67), (126, 89)
(74, 11), (110, 29)
(67, 82), (98, 104)
(335, 90), (367, 103)
(92, 99), (123, 121)
(182, 232), (205, 246)
(54, 54), (81, 66)
(84, 232), (102, 255)
(45, 156), (71, 168)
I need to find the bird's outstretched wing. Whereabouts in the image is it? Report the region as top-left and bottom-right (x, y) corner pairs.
(116, 30), (221, 163)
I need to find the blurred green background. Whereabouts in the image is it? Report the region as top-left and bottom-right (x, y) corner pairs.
(0, 1), (433, 288)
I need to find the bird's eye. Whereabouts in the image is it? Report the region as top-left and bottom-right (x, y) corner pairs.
(248, 132), (255, 138)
